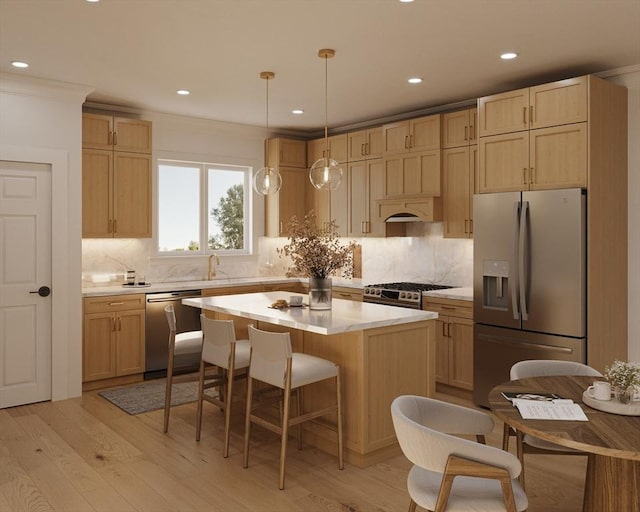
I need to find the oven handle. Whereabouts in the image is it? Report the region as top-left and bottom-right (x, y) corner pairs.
(146, 294), (202, 303)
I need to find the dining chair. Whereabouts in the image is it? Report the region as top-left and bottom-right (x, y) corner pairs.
(391, 395), (528, 512)
(195, 315), (250, 457)
(504, 359), (602, 488)
(243, 325), (343, 490)
(163, 304), (204, 433)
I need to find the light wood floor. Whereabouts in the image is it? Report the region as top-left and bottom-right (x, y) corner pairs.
(1, 388), (586, 512)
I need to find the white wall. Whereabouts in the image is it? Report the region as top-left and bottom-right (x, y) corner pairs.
(0, 73), (92, 401)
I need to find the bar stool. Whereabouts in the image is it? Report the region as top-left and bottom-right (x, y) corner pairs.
(164, 304), (204, 433)
(196, 315), (250, 457)
(243, 325), (344, 489)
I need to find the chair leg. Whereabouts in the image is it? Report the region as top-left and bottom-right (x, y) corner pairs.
(336, 368), (344, 470)
(502, 422), (511, 451)
(279, 371), (292, 490)
(223, 365), (234, 458)
(516, 429), (526, 489)
(296, 388), (303, 450)
(195, 359), (206, 442)
(243, 376), (253, 469)
(163, 357), (174, 433)
(408, 499), (417, 512)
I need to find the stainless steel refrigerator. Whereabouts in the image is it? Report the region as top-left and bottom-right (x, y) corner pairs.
(473, 188), (587, 407)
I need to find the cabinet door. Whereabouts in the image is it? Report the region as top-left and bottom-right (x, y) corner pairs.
(347, 161), (367, 236)
(448, 317), (473, 390)
(478, 132), (529, 193)
(313, 188), (331, 230)
(530, 76), (587, 129)
(406, 150), (441, 196)
(278, 167), (307, 236)
(83, 313), (116, 381)
(367, 128), (383, 159)
(114, 118), (152, 154)
(115, 310), (145, 376)
(307, 138), (325, 166)
(478, 88), (529, 137)
(410, 114), (440, 151)
(530, 123), (587, 190)
(442, 110), (471, 149)
(348, 129), (368, 162)
(469, 145), (477, 236)
(382, 120), (410, 155)
(328, 134), (348, 163)
(367, 159), (386, 237)
(468, 108), (478, 145)
(82, 149), (113, 238)
(442, 147), (471, 238)
(278, 139), (307, 168)
(113, 152), (152, 237)
(331, 179), (348, 237)
(435, 317), (449, 384)
(82, 113), (113, 150)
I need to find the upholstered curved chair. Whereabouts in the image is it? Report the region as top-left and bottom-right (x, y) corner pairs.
(391, 395), (528, 512)
(505, 359), (602, 487)
(243, 325), (343, 490)
(196, 315), (250, 458)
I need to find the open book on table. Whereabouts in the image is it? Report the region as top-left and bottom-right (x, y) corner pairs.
(503, 391), (589, 421)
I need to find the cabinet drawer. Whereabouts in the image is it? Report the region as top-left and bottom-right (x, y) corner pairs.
(333, 287), (363, 302)
(84, 294), (145, 313)
(422, 298), (472, 319)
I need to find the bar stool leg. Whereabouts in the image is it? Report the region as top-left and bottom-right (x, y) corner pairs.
(279, 365), (293, 490)
(223, 362), (235, 458)
(195, 359), (206, 441)
(296, 388), (303, 450)
(243, 375), (253, 469)
(336, 367), (344, 470)
(516, 429), (525, 489)
(163, 344), (175, 433)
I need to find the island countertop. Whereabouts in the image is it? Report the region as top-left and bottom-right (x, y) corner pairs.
(183, 291), (437, 335)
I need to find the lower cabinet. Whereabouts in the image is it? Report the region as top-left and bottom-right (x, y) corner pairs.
(332, 286), (363, 302)
(83, 294), (145, 384)
(423, 297), (473, 390)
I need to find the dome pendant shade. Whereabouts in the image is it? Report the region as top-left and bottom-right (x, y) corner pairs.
(253, 71), (282, 195)
(309, 49), (343, 191)
(309, 157), (343, 191)
(253, 166), (282, 195)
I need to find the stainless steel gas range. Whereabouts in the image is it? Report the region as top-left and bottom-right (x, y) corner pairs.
(363, 282), (453, 309)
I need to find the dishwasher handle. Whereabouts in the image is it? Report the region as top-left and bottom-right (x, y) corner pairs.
(146, 292), (202, 303)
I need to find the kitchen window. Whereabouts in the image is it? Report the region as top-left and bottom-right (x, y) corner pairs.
(157, 160), (251, 254)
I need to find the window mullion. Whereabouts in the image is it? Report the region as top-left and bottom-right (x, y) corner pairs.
(201, 163), (208, 253)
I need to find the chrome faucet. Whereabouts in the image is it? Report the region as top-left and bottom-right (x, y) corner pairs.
(207, 254), (220, 280)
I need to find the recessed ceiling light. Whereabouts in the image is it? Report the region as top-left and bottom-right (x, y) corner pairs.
(11, 61), (29, 69)
(292, 109), (304, 115)
(408, 77), (423, 84)
(500, 52), (518, 60)
(399, 0), (415, 3)
(86, 0), (100, 3)
(176, 89), (190, 95)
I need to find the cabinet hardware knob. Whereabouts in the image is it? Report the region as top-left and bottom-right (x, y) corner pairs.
(530, 167), (535, 184)
(112, 318), (116, 332)
(523, 168), (528, 185)
(464, 126), (468, 141)
(523, 106), (527, 125)
(108, 302), (124, 306)
(361, 143), (365, 156)
(530, 105), (534, 124)
(113, 131), (117, 146)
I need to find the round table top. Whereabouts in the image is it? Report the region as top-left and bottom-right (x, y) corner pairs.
(489, 375), (640, 461)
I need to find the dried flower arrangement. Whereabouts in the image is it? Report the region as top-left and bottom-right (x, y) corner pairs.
(277, 212), (356, 279)
(604, 360), (640, 392)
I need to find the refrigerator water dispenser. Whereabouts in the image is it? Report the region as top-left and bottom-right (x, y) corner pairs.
(482, 260), (509, 310)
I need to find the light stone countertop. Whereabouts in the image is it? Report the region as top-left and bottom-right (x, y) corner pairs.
(82, 277), (364, 297)
(183, 292), (437, 335)
(422, 287), (473, 302)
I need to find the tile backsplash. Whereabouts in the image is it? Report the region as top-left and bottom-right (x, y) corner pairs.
(82, 222), (473, 287)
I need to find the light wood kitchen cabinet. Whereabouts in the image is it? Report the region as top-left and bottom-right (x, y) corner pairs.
(307, 134), (348, 164)
(265, 137), (309, 237)
(82, 113), (152, 238)
(347, 158), (385, 237)
(442, 145), (476, 238)
(347, 127), (383, 161)
(82, 113), (152, 154)
(383, 149), (441, 198)
(477, 76), (587, 137)
(423, 297), (473, 391)
(442, 108), (477, 149)
(332, 286), (363, 301)
(83, 294), (145, 385)
(312, 187), (348, 237)
(382, 114), (441, 155)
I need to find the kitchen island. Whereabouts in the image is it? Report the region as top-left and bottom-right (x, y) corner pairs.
(184, 292), (437, 467)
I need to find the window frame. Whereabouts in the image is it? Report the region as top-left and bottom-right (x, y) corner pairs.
(156, 158), (253, 256)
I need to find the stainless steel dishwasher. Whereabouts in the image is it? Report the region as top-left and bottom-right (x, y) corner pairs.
(145, 289), (202, 379)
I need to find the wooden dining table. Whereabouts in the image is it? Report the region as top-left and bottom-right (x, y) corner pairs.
(489, 375), (640, 512)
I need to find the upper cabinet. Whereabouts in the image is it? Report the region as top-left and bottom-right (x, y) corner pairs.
(307, 134), (347, 164)
(477, 76), (590, 193)
(442, 108), (477, 148)
(347, 128), (383, 162)
(382, 114), (441, 155)
(265, 138), (309, 237)
(347, 158), (385, 238)
(478, 76), (587, 137)
(82, 113), (152, 238)
(442, 145), (476, 239)
(82, 113), (152, 154)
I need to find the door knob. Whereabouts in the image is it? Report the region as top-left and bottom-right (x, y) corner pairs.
(29, 286), (51, 297)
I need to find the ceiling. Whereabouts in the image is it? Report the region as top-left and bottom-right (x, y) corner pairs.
(1, 0), (639, 135)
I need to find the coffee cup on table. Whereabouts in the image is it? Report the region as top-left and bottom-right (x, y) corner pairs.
(289, 295), (303, 306)
(587, 381), (611, 401)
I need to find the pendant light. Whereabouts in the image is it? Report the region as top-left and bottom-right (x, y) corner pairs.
(253, 71), (282, 195)
(309, 49), (343, 191)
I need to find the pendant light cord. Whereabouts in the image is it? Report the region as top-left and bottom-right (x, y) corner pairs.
(324, 54), (329, 154)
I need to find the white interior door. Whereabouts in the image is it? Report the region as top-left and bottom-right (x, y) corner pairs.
(0, 161), (52, 408)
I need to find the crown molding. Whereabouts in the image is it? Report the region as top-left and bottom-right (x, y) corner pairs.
(0, 72), (93, 103)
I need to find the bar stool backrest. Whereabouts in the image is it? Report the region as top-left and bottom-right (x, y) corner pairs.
(248, 325), (292, 388)
(200, 315), (237, 368)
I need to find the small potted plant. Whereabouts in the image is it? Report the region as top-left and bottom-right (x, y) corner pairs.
(277, 212), (356, 310)
(604, 360), (640, 404)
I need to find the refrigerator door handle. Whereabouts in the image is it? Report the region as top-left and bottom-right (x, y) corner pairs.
(511, 201), (521, 320)
(519, 201), (529, 321)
